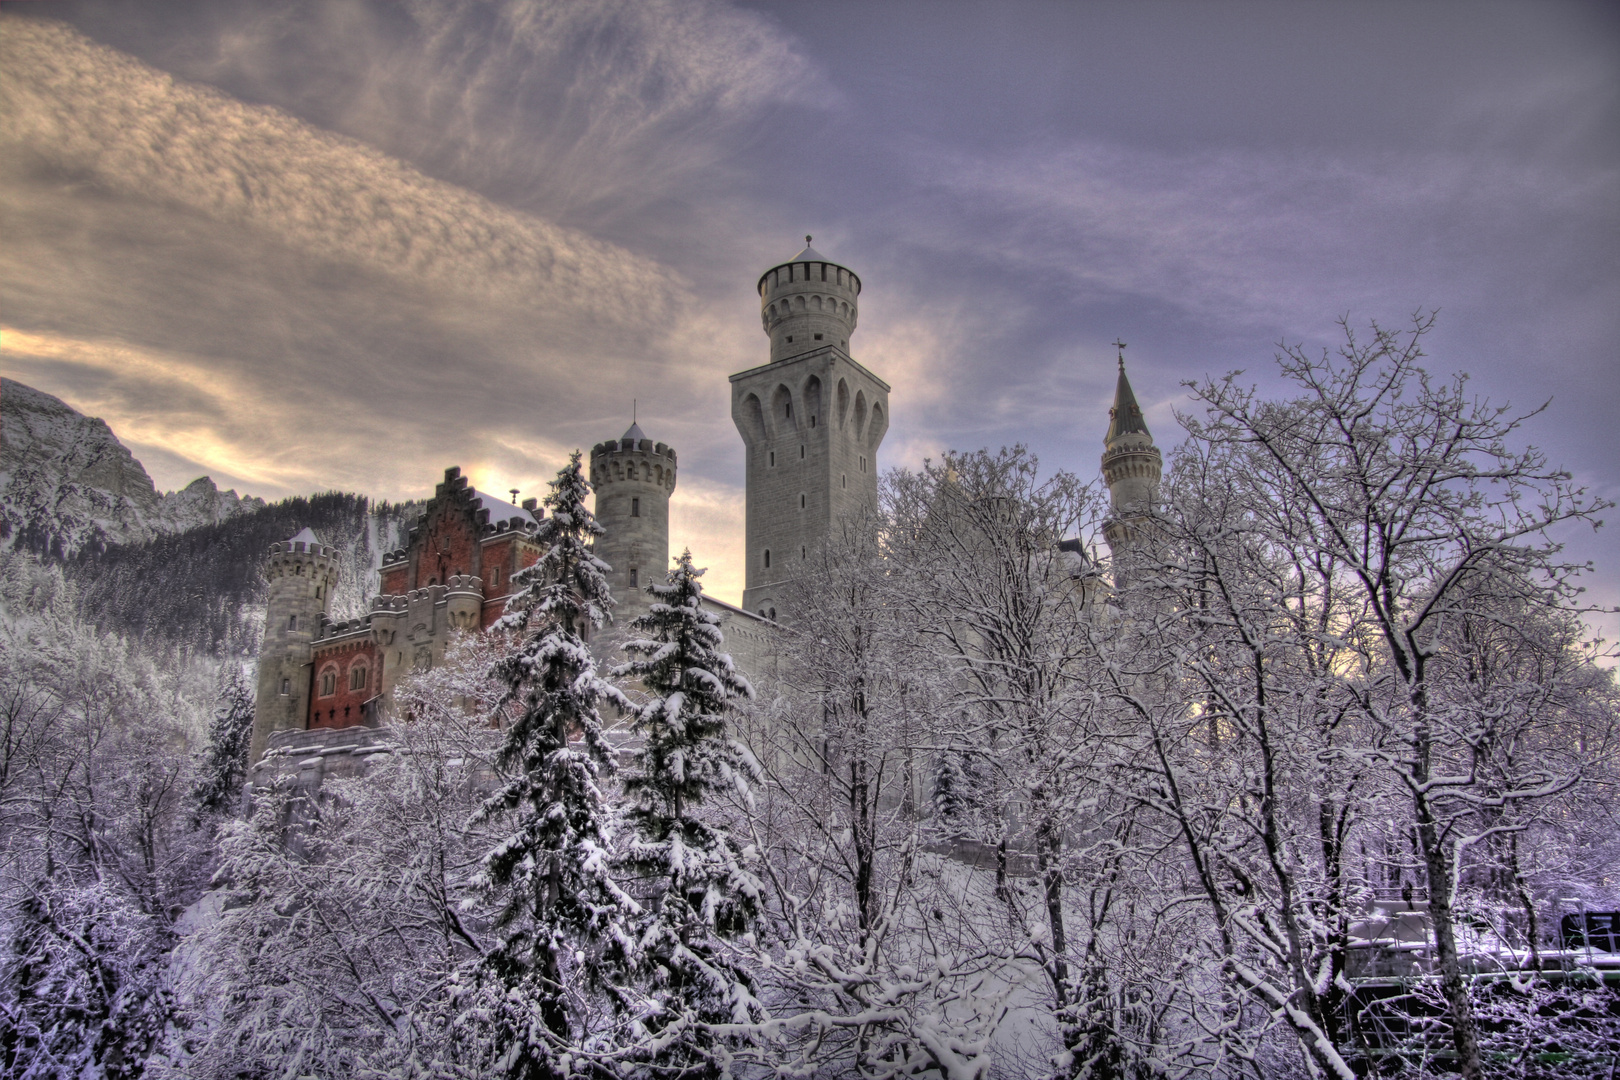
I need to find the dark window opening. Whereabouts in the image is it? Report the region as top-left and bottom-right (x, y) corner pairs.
(630, 567), (639, 588)
(785, 402), (792, 419)
(764, 549), (771, 569)
(800, 444), (805, 459)
(814, 333), (823, 340)
(769, 607), (777, 620)
(786, 336), (793, 343)
(769, 451), (775, 467)
(280, 678), (291, 695)
(842, 474), (848, 489)
(631, 497), (640, 517)
(811, 415), (817, 427)
(800, 493), (806, 509)
(801, 546), (807, 559)
(288, 614), (297, 630)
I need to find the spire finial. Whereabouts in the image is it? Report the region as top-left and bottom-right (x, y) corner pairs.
(633, 398), (637, 423)
(806, 235), (812, 246)
(509, 488), (520, 503)
(1113, 338), (1128, 372)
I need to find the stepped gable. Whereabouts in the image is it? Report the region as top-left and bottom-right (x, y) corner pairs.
(377, 465), (543, 605)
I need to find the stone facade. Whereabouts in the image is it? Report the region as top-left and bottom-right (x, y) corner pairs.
(732, 241), (889, 620)
(250, 531), (338, 764)
(589, 425), (676, 625)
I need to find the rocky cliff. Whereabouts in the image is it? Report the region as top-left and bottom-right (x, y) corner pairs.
(0, 377), (265, 558)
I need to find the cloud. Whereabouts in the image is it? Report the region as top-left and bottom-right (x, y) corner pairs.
(915, 140), (1617, 333)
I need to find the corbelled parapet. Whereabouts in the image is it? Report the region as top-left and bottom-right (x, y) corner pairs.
(758, 237), (861, 365)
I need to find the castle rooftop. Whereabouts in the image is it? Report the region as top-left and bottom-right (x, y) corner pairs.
(287, 527), (320, 545)
(471, 489), (537, 526)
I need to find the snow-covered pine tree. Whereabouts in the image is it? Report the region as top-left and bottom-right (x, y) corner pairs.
(191, 662), (254, 816)
(613, 550), (762, 1072)
(469, 451), (637, 1080)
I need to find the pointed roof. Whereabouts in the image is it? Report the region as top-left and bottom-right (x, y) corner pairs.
(1106, 362), (1152, 444)
(758, 236), (857, 292)
(287, 527), (320, 546)
(621, 421), (646, 443)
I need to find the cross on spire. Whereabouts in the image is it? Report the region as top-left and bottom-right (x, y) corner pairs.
(1113, 338), (1128, 371)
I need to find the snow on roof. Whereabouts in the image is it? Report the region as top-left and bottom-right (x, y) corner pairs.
(287, 527), (320, 545)
(472, 489), (538, 527)
(621, 421), (647, 443)
(789, 242), (827, 263)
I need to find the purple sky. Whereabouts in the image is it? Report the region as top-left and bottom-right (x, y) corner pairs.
(1, 0), (1615, 628)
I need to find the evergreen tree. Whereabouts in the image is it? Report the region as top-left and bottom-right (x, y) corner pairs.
(470, 451), (636, 1079)
(191, 662), (255, 816)
(613, 551), (762, 1073)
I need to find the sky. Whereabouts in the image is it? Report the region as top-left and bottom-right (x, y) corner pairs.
(1, 0), (1616, 628)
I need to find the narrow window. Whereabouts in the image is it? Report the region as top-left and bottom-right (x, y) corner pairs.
(630, 567), (639, 588)
(288, 614), (297, 631)
(631, 497), (640, 517)
(320, 670), (336, 696)
(769, 607), (777, 620)
(800, 493), (806, 509)
(280, 678), (291, 695)
(842, 474), (848, 489)
(764, 549), (771, 569)
(769, 451), (775, 467)
(786, 402), (792, 419)
(811, 414), (817, 427)
(315, 586), (322, 599)
(800, 444), (805, 459)
(820, 264), (826, 281)
(801, 546), (807, 559)
(350, 666), (367, 691)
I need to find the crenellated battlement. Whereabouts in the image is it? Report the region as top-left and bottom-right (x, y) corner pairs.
(589, 438), (678, 491)
(757, 241), (860, 365)
(444, 574), (482, 594)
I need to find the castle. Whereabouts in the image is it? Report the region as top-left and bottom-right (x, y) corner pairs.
(248, 240), (1159, 770)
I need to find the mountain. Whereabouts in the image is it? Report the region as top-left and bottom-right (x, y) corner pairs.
(0, 377), (265, 559)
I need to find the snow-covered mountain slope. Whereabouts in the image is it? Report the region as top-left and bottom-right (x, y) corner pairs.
(0, 377), (265, 557)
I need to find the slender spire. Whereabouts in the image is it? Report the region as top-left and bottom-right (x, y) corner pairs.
(1106, 354), (1151, 445)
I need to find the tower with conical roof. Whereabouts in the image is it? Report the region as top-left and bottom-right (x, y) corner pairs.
(1100, 353), (1162, 578)
(731, 238), (890, 620)
(590, 420), (677, 621)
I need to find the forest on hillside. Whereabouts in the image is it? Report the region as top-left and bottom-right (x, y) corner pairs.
(66, 494), (421, 659)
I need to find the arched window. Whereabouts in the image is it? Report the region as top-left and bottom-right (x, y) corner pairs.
(320, 669), (337, 697)
(350, 666), (368, 691)
(763, 549), (771, 568)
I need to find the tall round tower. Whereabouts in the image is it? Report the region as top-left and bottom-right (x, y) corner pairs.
(1100, 357), (1162, 580)
(590, 423), (677, 621)
(732, 239), (889, 621)
(250, 528), (338, 764)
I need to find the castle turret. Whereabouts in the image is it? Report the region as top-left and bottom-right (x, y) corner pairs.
(250, 529), (338, 763)
(1100, 356), (1162, 577)
(590, 423), (677, 621)
(732, 239), (889, 621)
